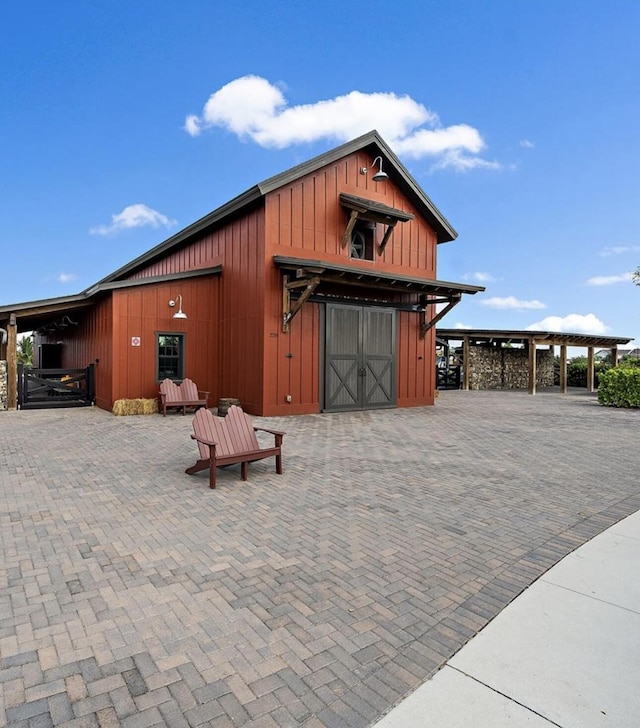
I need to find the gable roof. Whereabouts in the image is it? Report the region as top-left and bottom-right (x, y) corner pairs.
(97, 130), (457, 286)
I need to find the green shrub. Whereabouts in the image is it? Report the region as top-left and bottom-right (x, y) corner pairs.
(562, 356), (610, 387)
(598, 367), (640, 408)
(619, 357), (640, 369)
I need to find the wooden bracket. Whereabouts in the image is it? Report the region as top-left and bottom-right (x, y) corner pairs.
(420, 294), (462, 338)
(341, 210), (360, 248)
(377, 221), (398, 255)
(282, 273), (321, 332)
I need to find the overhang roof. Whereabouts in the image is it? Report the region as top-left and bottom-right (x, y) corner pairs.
(339, 193), (414, 224)
(436, 327), (632, 348)
(0, 266), (222, 334)
(273, 256), (484, 297)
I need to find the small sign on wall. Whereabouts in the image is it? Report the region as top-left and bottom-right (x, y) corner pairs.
(131, 336), (141, 347)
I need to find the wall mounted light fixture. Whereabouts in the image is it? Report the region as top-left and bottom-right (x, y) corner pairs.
(360, 155), (389, 182)
(169, 294), (187, 319)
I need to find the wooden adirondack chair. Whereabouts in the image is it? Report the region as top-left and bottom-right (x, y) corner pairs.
(159, 378), (209, 416)
(185, 405), (284, 488)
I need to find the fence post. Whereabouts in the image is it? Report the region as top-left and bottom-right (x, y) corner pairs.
(7, 313), (17, 410)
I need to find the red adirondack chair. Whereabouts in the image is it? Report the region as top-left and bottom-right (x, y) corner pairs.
(185, 405), (284, 488)
(159, 378), (209, 416)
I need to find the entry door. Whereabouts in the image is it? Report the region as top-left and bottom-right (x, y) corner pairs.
(324, 304), (396, 411)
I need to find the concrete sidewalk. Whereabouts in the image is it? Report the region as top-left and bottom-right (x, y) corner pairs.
(373, 509), (640, 727)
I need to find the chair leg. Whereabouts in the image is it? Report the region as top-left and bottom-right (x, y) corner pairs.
(241, 462), (248, 481)
(275, 453), (282, 475)
(209, 463), (217, 489)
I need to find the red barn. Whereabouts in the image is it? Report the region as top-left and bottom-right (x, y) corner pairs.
(1, 131), (483, 414)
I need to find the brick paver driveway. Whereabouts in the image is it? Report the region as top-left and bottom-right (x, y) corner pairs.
(1, 390), (639, 727)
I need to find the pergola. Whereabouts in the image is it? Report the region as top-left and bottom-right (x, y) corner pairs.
(436, 328), (633, 394)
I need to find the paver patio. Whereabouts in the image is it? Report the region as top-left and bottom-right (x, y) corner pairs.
(1, 390), (639, 727)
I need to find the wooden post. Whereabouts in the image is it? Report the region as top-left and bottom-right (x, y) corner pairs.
(7, 313), (17, 410)
(587, 346), (595, 392)
(610, 347), (618, 368)
(559, 344), (568, 393)
(528, 338), (537, 395)
(462, 336), (470, 390)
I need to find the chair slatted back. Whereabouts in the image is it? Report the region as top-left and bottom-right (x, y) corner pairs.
(160, 378), (182, 403)
(225, 405), (260, 452)
(179, 378), (199, 401)
(192, 408), (234, 459)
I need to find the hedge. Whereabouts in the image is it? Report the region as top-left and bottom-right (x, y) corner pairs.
(598, 365), (640, 408)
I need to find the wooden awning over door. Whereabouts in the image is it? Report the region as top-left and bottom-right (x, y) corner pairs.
(273, 256), (484, 334)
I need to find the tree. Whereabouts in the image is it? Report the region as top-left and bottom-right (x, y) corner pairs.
(17, 335), (33, 366)
(634, 266), (640, 285)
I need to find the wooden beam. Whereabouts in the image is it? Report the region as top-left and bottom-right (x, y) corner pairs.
(528, 339), (537, 395)
(587, 346), (595, 392)
(7, 313), (17, 410)
(420, 294), (461, 338)
(282, 274), (291, 333)
(610, 347), (618, 368)
(462, 336), (470, 390)
(282, 276), (320, 332)
(559, 344), (568, 394)
(341, 210), (359, 249)
(377, 221), (398, 255)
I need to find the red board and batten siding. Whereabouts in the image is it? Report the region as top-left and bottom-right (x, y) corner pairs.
(261, 151), (439, 414)
(125, 207), (267, 414)
(264, 151), (437, 276)
(109, 277), (219, 404)
(56, 295), (114, 410)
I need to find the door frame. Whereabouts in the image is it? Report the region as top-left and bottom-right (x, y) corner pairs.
(321, 302), (396, 412)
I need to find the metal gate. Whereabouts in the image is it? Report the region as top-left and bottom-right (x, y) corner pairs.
(18, 364), (95, 409)
(324, 304), (395, 411)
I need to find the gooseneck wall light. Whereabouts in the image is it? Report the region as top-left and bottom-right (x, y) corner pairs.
(359, 155), (389, 182)
(169, 294), (187, 319)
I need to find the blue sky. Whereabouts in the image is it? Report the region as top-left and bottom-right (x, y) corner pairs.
(2, 1), (639, 348)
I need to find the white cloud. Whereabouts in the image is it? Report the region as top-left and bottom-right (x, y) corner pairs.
(185, 75), (500, 171)
(519, 139), (534, 148)
(481, 296), (546, 310)
(90, 204), (177, 236)
(453, 322), (473, 329)
(462, 271), (498, 283)
(58, 273), (76, 283)
(586, 272), (634, 286)
(598, 245), (640, 257)
(526, 313), (608, 335)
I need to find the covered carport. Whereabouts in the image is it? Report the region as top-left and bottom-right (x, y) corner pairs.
(436, 328), (633, 394)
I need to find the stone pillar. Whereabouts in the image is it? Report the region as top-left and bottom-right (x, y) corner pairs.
(0, 360), (7, 411)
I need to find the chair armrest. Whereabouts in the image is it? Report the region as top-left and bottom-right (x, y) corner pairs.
(198, 390), (210, 399)
(254, 427), (285, 437)
(191, 434), (218, 447)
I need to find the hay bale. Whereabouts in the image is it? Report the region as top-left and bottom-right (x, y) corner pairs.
(112, 398), (158, 416)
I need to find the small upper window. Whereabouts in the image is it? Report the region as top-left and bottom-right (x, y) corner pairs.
(157, 333), (185, 381)
(350, 221), (375, 261)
